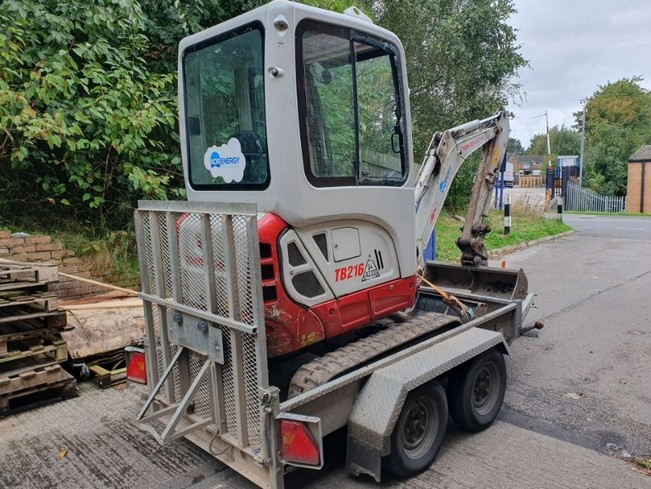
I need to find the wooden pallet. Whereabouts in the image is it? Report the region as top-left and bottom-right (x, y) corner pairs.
(0, 321), (71, 349)
(0, 290), (59, 312)
(0, 363), (77, 416)
(0, 334), (68, 365)
(0, 311), (68, 357)
(0, 260), (75, 416)
(0, 309), (66, 327)
(0, 261), (58, 292)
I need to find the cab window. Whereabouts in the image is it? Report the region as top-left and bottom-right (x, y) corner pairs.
(297, 21), (407, 187)
(183, 23), (269, 190)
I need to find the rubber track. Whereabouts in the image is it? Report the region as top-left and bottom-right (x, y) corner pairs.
(287, 312), (459, 398)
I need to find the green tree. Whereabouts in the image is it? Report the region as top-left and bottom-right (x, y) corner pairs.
(366, 0), (527, 210)
(525, 125), (581, 165)
(577, 78), (651, 195)
(370, 0), (526, 155)
(507, 137), (524, 154)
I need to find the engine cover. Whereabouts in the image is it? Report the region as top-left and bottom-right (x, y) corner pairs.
(259, 213), (416, 357)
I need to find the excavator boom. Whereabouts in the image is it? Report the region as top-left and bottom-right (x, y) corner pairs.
(415, 110), (510, 267)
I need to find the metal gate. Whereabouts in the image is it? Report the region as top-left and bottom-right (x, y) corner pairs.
(565, 183), (626, 213)
(133, 201), (269, 461)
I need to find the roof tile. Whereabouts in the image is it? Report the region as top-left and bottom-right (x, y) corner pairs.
(629, 145), (651, 162)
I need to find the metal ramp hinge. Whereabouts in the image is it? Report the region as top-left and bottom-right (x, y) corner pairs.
(135, 346), (213, 444)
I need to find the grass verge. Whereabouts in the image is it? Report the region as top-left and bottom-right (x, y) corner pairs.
(634, 457), (651, 470)
(633, 456), (651, 477)
(57, 229), (140, 288)
(435, 207), (573, 263)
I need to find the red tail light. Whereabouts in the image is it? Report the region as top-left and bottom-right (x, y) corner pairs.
(281, 420), (320, 466)
(126, 346), (147, 384)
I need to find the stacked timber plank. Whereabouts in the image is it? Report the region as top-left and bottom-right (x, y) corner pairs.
(0, 260), (77, 415)
(60, 291), (144, 388)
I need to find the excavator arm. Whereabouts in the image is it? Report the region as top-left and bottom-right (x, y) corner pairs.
(415, 110), (509, 268)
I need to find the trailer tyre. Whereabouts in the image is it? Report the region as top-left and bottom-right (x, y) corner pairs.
(383, 381), (448, 478)
(448, 349), (506, 432)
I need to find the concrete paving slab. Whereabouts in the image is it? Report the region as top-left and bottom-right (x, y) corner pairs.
(302, 422), (650, 489)
(0, 382), (225, 489)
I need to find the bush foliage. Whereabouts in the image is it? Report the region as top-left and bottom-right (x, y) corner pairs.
(0, 0), (257, 226)
(581, 78), (651, 195)
(1, 0), (525, 227)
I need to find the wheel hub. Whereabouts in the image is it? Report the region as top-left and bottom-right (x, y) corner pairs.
(403, 402), (429, 448)
(399, 395), (438, 459)
(472, 363), (499, 416)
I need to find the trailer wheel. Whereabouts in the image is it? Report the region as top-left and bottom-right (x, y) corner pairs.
(383, 381), (448, 478)
(448, 349), (506, 432)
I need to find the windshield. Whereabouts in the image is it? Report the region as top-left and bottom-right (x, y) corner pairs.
(297, 21), (406, 187)
(183, 23), (269, 190)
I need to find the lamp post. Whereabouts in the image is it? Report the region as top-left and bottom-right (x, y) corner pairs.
(579, 105), (586, 187)
(533, 111), (552, 168)
(533, 111), (553, 210)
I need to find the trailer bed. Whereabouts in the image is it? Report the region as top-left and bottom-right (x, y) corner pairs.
(132, 201), (532, 488)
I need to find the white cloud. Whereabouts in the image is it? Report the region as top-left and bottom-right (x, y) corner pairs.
(507, 0), (651, 148)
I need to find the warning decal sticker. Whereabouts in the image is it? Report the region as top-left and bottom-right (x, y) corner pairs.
(361, 254), (380, 282)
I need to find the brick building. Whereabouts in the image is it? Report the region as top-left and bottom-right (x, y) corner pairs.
(626, 145), (651, 213)
(507, 154), (545, 175)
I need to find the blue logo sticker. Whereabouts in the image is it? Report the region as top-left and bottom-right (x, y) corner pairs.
(209, 150), (240, 169)
(203, 139), (246, 183)
(210, 151), (221, 168)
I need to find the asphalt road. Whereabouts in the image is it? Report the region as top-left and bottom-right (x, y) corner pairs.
(498, 214), (651, 457)
(1, 214), (649, 488)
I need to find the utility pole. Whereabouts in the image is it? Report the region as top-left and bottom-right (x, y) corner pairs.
(579, 105), (586, 187)
(545, 110), (552, 168)
(533, 111), (553, 168)
(534, 111), (554, 211)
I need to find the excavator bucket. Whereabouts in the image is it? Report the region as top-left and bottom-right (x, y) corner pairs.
(423, 261), (528, 301)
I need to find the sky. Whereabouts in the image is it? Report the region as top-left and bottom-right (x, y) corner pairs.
(506, 0), (651, 149)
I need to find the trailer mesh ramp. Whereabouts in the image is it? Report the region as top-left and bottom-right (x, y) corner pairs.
(134, 201), (268, 460)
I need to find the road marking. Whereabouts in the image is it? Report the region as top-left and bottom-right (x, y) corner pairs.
(614, 227), (646, 230)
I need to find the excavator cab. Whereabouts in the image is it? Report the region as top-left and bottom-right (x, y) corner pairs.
(179, 2), (417, 273)
(177, 1), (514, 359)
(178, 1), (423, 357)
(182, 12), (407, 190)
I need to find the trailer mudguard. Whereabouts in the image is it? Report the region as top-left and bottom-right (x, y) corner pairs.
(346, 327), (509, 482)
